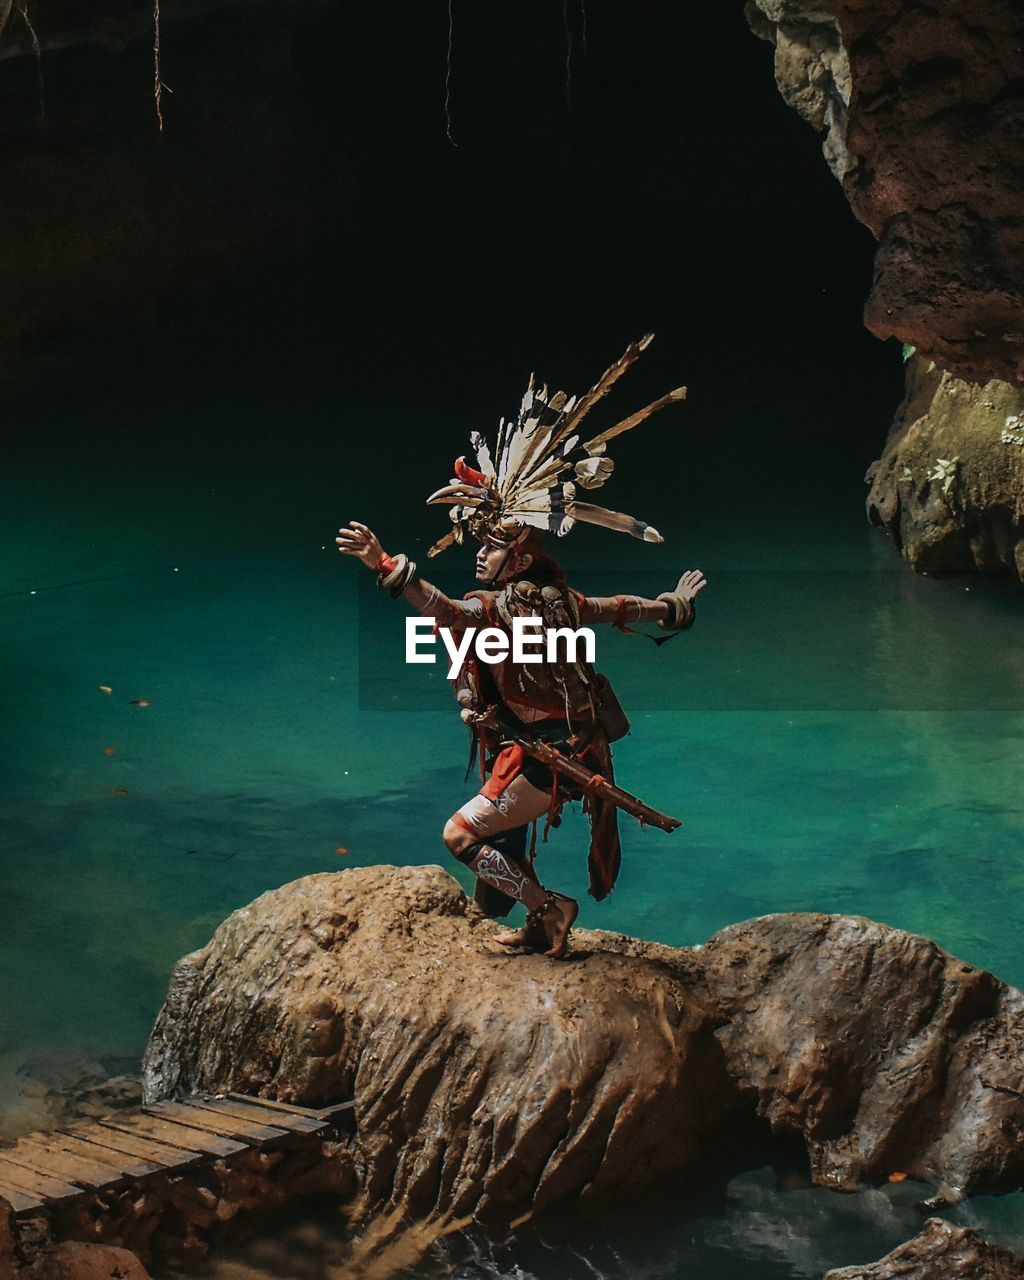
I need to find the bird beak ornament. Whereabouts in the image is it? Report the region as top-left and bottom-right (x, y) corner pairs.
(425, 334), (686, 558)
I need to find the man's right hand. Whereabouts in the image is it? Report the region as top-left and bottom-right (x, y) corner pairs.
(336, 521), (385, 569)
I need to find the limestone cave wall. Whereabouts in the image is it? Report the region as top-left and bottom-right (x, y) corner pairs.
(746, 0), (1024, 390)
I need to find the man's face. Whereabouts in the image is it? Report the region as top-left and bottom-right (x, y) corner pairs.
(475, 540), (531, 584)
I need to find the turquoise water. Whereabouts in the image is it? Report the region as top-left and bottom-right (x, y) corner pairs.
(3, 398), (1024, 1273)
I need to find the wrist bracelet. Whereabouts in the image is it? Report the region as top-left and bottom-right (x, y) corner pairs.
(656, 591), (692, 631)
(377, 552), (419, 598)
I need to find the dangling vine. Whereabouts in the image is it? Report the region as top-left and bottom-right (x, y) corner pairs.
(444, 0), (457, 147)
(153, 0), (165, 131)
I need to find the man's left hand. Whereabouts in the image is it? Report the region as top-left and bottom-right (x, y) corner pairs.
(675, 569), (707, 602)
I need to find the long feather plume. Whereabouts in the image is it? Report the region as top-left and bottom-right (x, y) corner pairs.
(573, 502), (663, 542)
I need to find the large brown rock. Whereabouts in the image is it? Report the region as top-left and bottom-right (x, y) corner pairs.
(747, 0), (1024, 388)
(20, 1244), (150, 1280)
(825, 1216), (1024, 1279)
(697, 913), (1024, 1202)
(143, 866), (1024, 1227)
(142, 865), (736, 1224)
(866, 355), (1024, 579)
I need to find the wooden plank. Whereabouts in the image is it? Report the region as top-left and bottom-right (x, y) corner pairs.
(227, 1092), (339, 1120)
(0, 1185), (44, 1215)
(59, 1123), (204, 1170)
(189, 1097), (324, 1135)
(0, 1157), (86, 1203)
(98, 1114), (245, 1159)
(312, 1100), (356, 1120)
(227, 1093), (355, 1123)
(145, 1101), (288, 1146)
(4, 1140), (120, 1191)
(42, 1133), (162, 1180)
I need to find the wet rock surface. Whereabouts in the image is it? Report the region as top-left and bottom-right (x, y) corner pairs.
(824, 1216), (1024, 1279)
(866, 355), (1024, 579)
(143, 865), (1024, 1226)
(747, 0), (1024, 387)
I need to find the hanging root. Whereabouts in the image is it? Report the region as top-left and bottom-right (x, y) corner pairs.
(153, 0), (166, 131)
(444, 0), (457, 147)
(15, 0), (45, 125)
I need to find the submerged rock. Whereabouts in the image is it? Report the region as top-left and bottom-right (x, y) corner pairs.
(825, 1217), (1024, 1279)
(143, 865), (1024, 1227)
(866, 355), (1024, 580)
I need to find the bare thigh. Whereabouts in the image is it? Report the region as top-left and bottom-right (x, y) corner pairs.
(455, 774), (552, 841)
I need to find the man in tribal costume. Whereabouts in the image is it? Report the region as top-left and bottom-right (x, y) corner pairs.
(338, 336), (706, 959)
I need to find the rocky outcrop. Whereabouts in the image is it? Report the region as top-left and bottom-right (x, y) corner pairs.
(142, 865), (1024, 1229)
(697, 912), (1024, 1202)
(746, 0), (1024, 388)
(866, 355), (1024, 579)
(824, 1217), (1024, 1279)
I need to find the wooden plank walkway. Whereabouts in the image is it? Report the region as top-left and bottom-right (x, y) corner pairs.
(0, 1094), (354, 1217)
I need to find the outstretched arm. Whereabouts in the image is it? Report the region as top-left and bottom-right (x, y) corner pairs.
(336, 521), (485, 630)
(577, 569), (707, 631)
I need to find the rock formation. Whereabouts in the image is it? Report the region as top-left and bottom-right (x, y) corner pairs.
(746, 0), (1024, 389)
(142, 865), (1024, 1228)
(824, 1217), (1024, 1280)
(695, 912), (1024, 1203)
(142, 866), (743, 1225)
(866, 355), (1024, 579)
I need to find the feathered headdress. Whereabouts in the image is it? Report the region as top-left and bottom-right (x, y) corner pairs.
(425, 334), (686, 557)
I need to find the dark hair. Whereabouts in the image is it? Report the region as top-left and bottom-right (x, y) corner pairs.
(514, 535), (565, 586)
